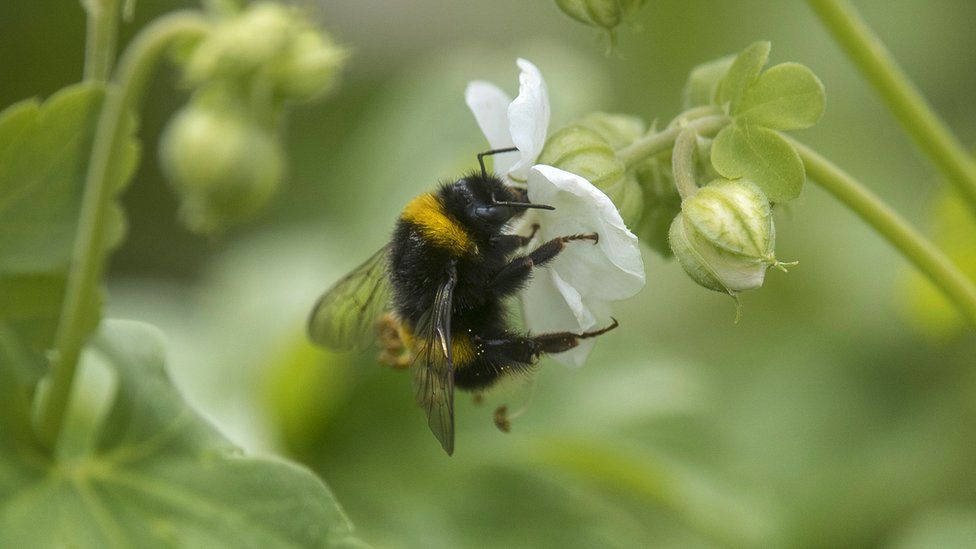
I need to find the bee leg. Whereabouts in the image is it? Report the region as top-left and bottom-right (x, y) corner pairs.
(489, 232), (600, 297)
(529, 318), (619, 355)
(489, 224), (540, 255)
(474, 335), (542, 365)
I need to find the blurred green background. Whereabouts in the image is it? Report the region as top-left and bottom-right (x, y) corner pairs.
(3, 0), (976, 547)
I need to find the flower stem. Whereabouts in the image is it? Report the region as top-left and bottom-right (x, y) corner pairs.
(807, 0), (976, 212)
(618, 115), (729, 169)
(36, 11), (210, 450)
(791, 138), (976, 327)
(671, 127), (699, 200)
(83, 0), (122, 82)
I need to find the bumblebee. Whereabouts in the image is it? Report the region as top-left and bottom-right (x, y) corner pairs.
(308, 148), (618, 455)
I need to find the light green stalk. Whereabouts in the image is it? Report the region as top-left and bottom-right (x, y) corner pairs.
(808, 0), (976, 212)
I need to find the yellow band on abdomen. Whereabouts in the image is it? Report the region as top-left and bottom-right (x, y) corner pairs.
(398, 321), (477, 368)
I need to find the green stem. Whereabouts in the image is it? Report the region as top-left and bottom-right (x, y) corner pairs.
(671, 127), (700, 200)
(37, 11), (210, 449)
(619, 114), (729, 169)
(808, 0), (976, 212)
(792, 138), (976, 327)
(83, 0), (122, 82)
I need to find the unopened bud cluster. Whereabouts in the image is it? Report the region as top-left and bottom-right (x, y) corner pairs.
(160, 2), (345, 233)
(536, 110), (789, 299)
(185, 3), (345, 103)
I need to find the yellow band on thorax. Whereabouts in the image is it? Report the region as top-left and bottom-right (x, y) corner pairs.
(401, 193), (474, 255)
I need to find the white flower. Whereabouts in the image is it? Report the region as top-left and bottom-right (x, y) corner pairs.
(522, 166), (645, 366)
(466, 60), (645, 366)
(465, 58), (550, 183)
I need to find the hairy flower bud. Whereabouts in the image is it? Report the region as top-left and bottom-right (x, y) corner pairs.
(634, 155), (681, 258)
(577, 111), (646, 149)
(668, 179), (790, 294)
(186, 3), (293, 83)
(270, 29), (346, 101)
(159, 99), (284, 233)
(537, 124), (643, 227)
(554, 0), (646, 32)
(185, 2), (345, 102)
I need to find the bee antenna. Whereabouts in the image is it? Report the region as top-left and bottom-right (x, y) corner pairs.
(493, 201), (555, 211)
(477, 147), (520, 179)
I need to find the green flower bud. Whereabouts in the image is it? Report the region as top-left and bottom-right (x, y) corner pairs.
(270, 29), (346, 102)
(185, 2), (345, 103)
(539, 125), (624, 188)
(576, 111), (646, 149)
(605, 174), (644, 229)
(538, 124), (643, 227)
(159, 98), (284, 233)
(634, 156), (681, 258)
(554, 0), (646, 32)
(668, 179), (792, 294)
(186, 3), (294, 84)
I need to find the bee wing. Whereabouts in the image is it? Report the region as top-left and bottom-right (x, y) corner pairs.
(307, 245), (392, 351)
(411, 259), (458, 456)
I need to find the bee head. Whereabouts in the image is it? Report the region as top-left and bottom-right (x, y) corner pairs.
(442, 174), (553, 237)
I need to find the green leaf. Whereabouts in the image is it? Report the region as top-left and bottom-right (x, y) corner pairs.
(0, 99), (40, 161)
(0, 319), (365, 548)
(717, 41), (770, 112)
(710, 123), (804, 202)
(0, 84), (140, 382)
(0, 334), (45, 462)
(0, 274), (66, 385)
(682, 54), (734, 110)
(0, 85), (102, 273)
(734, 62), (826, 130)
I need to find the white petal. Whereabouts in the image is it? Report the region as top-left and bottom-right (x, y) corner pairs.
(506, 59), (551, 181)
(527, 165), (645, 301)
(465, 80), (514, 150)
(522, 269), (600, 368)
(465, 80), (521, 179)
